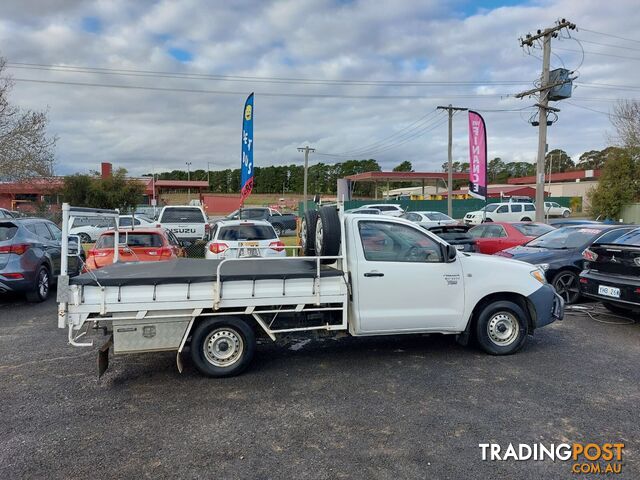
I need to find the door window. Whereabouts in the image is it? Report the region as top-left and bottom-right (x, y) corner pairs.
(483, 225), (507, 238)
(468, 226), (486, 238)
(46, 223), (62, 241)
(595, 228), (634, 245)
(511, 204), (523, 213)
(524, 204), (536, 212)
(33, 222), (54, 240)
(358, 221), (443, 263)
(497, 205), (509, 213)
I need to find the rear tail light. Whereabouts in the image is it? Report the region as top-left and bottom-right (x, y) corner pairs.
(88, 249), (109, 257)
(0, 243), (30, 255)
(582, 248), (598, 261)
(269, 241), (285, 252)
(635, 288), (640, 295)
(208, 242), (229, 254)
(2, 273), (24, 279)
(205, 223), (211, 232)
(579, 278), (588, 284)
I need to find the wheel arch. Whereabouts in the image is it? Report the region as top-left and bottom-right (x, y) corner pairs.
(465, 291), (534, 336)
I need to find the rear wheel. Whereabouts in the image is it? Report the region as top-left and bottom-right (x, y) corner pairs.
(315, 206), (341, 263)
(190, 317), (255, 377)
(475, 300), (528, 355)
(25, 266), (50, 302)
(482, 218), (493, 223)
(552, 270), (580, 304)
(521, 217), (532, 222)
(300, 209), (319, 256)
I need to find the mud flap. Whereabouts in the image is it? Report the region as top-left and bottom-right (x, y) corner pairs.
(97, 334), (113, 378)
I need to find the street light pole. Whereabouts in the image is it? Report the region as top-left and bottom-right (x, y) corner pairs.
(186, 161), (192, 200)
(297, 146), (315, 214)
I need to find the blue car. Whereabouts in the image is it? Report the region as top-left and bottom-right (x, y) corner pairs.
(495, 224), (636, 304)
(0, 218), (83, 302)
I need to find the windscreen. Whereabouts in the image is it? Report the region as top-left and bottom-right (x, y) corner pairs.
(527, 227), (603, 249)
(97, 233), (163, 248)
(513, 223), (555, 237)
(0, 223), (18, 241)
(425, 212), (451, 221)
(482, 204), (499, 212)
(218, 225), (276, 241)
(160, 208), (205, 223)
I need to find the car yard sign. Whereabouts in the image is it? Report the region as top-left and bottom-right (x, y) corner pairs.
(240, 92), (255, 202)
(468, 110), (487, 201)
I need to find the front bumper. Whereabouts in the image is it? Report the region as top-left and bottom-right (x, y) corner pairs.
(528, 283), (564, 329)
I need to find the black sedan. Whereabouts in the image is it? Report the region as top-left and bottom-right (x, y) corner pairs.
(495, 224), (635, 303)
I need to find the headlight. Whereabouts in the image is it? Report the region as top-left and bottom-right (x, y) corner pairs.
(530, 269), (547, 284)
(536, 263), (550, 272)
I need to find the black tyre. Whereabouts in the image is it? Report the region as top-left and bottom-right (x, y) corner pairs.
(562, 210), (570, 218)
(315, 206), (341, 263)
(79, 232), (92, 243)
(272, 223), (284, 236)
(190, 317), (256, 377)
(552, 270), (580, 304)
(25, 265), (51, 303)
(602, 302), (635, 317)
(475, 300), (528, 355)
(301, 209), (319, 256)
(482, 218), (493, 223)
(521, 217), (532, 222)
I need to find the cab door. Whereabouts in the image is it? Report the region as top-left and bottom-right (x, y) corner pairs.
(352, 219), (465, 334)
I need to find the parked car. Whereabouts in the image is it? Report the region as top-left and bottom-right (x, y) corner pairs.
(0, 218), (83, 301)
(157, 205), (209, 243)
(206, 220), (286, 259)
(0, 208), (20, 219)
(401, 211), (458, 228)
(84, 228), (185, 271)
(223, 207), (297, 236)
(344, 208), (381, 215)
(463, 202), (536, 225)
(549, 219), (601, 228)
(426, 224), (477, 252)
(580, 228), (640, 315)
(70, 214), (156, 243)
(359, 204), (405, 217)
(469, 222), (554, 255)
(545, 202), (572, 218)
(495, 224), (636, 303)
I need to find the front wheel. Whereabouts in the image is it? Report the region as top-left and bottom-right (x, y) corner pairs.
(190, 317), (255, 377)
(475, 301), (528, 355)
(562, 210), (570, 218)
(79, 232), (92, 243)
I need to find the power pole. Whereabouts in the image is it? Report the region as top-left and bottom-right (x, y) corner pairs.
(517, 19), (576, 222)
(185, 161), (192, 200)
(437, 105), (467, 217)
(297, 146), (315, 214)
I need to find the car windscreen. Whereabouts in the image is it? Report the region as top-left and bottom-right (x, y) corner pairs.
(526, 227), (604, 249)
(513, 223), (555, 237)
(481, 204), (499, 212)
(607, 228), (640, 246)
(160, 208), (204, 223)
(0, 223), (18, 241)
(425, 212), (450, 221)
(218, 225), (277, 241)
(97, 233), (163, 248)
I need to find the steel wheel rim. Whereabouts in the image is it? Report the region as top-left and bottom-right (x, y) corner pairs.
(487, 311), (519, 346)
(315, 220), (324, 255)
(39, 271), (49, 298)
(300, 219), (308, 250)
(203, 329), (244, 367)
(554, 273), (579, 303)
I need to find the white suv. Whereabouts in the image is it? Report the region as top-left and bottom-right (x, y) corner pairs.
(359, 204), (404, 217)
(545, 202), (571, 218)
(205, 220), (285, 259)
(464, 202), (536, 225)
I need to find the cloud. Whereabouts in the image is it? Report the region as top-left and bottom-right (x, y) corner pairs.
(0, 0), (638, 177)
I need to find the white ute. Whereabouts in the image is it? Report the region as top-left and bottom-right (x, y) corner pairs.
(57, 204), (564, 378)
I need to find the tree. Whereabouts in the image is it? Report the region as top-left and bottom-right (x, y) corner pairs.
(577, 146), (624, 170)
(60, 168), (145, 212)
(610, 100), (640, 148)
(487, 157), (505, 183)
(393, 161), (413, 172)
(0, 57), (57, 181)
(544, 149), (574, 173)
(588, 148), (640, 219)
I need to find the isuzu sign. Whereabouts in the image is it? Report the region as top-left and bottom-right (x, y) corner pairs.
(468, 110), (487, 201)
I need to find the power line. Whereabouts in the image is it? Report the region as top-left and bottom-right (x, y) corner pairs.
(555, 46), (640, 62)
(5, 61), (532, 87)
(7, 77), (512, 100)
(579, 27), (640, 45)
(564, 100), (634, 120)
(573, 37), (640, 53)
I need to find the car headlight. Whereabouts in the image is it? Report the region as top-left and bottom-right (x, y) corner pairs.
(530, 269), (547, 284)
(536, 263), (550, 272)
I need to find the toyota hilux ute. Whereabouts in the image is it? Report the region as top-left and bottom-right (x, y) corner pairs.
(156, 205), (209, 243)
(57, 204), (564, 379)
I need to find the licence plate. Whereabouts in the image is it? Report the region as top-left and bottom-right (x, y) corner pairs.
(598, 285), (620, 298)
(239, 247), (261, 257)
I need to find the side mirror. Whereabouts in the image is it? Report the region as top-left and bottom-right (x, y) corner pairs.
(67, 235), (82, 257)
(445, 244), (457, 262)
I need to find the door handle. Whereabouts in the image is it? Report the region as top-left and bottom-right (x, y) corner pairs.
(364, 272), (384, 277)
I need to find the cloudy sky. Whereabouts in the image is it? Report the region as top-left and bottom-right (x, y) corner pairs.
(1, 0), (639, 176)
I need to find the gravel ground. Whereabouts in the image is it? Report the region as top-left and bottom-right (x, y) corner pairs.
(0, 294), (638, 479)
